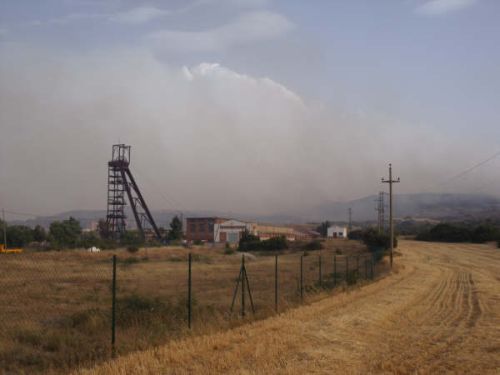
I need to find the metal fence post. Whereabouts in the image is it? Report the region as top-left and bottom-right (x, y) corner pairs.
(300, 255), (304, 301)
(275, 254), (278, 313)
(188, 253), (192, 329)
(111, 255), (117, 357)
(318, 254), (322, 288)
(333, 255), (337, 287)
(241, 255), (246, 317)
(274, 254), (278, 314)
(345, 256), (349, 283)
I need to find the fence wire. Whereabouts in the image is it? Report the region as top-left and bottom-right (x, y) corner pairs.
(0, 247), (390, 374)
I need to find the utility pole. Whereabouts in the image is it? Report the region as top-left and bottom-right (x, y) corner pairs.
(382, 164), (400, 268)
(2, 209), (6, 249)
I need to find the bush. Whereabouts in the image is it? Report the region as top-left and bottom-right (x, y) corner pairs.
(263, 236), (288, 251)
(79, 232), (100, 249)
(127, 245), (139, 253)
(471, 224), (499, 243)
(361, 228), (396, 250)
(224, 247), (235, 255)
(238, 233), (288, 252)
(120, 231), (143, 247)
(416, 223), (471, 243)
(121, 257), (140, 266)
(48, 217), (82, 249)
(224, 242), (235, 254)
(303, 240), (323, 251)
(116, 295), (166, 327)
(416, 222), (500, 244)
(348, 230), (363, 240)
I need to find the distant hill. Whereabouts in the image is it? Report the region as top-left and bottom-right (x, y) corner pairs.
(302, 193), (500, 222)
(10, 193), (500, 228)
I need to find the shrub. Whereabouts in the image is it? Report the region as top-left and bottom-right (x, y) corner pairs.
(348, 230), (363, 240)
(79, 232), (100, 249)
(70, 308), (107, 333)
(48, 217), (82, 249)
(346, 270), (359, 285)
(116, 295), (165, 327)
(121, 257), (140, 266)
(361, 228), (393, 250)
(120, 231), (144, 247)
(224, 242), (235, 254)
(127, 245), (139, 253)
(238, 234), (288, 252)
(349, 228), (397, 262)
(303, 240), (323, 251)
(416, 223), (471, 243)
(264, 236), (288, 250)
(471, 224), (499, 243)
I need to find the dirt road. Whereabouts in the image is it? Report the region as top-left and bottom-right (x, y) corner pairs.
(80, 241), (500, 374)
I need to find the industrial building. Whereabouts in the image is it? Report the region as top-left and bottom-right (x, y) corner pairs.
(327, 225), (348, 239)
(185, 217), (228, 242)
(214, 219), (254, 244)
(186, 217), (307, 244)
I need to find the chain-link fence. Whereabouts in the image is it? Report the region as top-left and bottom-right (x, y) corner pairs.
(0, 247), (390, 374)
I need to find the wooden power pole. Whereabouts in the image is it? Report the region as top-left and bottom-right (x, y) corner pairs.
(382, 164), (400, 268)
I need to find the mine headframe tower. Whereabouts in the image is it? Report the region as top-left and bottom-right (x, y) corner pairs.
(106, 144), (162, 241)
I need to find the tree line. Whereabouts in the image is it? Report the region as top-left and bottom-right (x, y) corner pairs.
(415, 222), (500, 246)
(0, 215), (184, 250)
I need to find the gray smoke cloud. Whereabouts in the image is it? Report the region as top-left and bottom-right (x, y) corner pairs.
(0, 42), (494, 217)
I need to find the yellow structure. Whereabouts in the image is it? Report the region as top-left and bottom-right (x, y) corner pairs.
(0, 244), (23, 254)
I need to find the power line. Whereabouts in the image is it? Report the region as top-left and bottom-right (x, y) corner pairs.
(439, 150), (500, 187)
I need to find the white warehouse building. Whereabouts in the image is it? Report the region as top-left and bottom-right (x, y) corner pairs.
(327, 225), (348, 239)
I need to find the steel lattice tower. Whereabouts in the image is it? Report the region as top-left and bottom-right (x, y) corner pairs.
(375, 191), (386, 233)
(106, 144), (162, 241)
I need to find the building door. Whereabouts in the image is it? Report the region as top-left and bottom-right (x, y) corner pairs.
(227, 232), (239, 244)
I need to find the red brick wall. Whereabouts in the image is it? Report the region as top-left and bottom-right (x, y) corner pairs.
(185, 218), (226, 242)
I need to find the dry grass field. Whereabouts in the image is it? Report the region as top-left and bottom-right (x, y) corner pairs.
(77, 240), (500, 374)
(0, 239), (374, 374)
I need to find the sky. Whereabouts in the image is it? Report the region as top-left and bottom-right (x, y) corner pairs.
(0, 0), (499, 218)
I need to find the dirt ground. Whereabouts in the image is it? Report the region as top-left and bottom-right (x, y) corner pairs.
(78, 240), (500, 374)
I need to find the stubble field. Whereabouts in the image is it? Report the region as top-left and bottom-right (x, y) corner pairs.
(78, 240), (500, 374)
(0, 239), (375, 374)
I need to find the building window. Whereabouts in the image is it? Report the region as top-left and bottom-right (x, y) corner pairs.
(208, 222), (214, 232)
(199, 223), (206, 232)
(190, 223), (196, 232)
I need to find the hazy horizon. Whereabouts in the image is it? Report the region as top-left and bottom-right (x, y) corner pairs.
(1, 0), (499, 220)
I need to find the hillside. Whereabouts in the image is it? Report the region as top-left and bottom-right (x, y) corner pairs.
(302, 193), (500, 222)
(11, 193), (500, 228)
